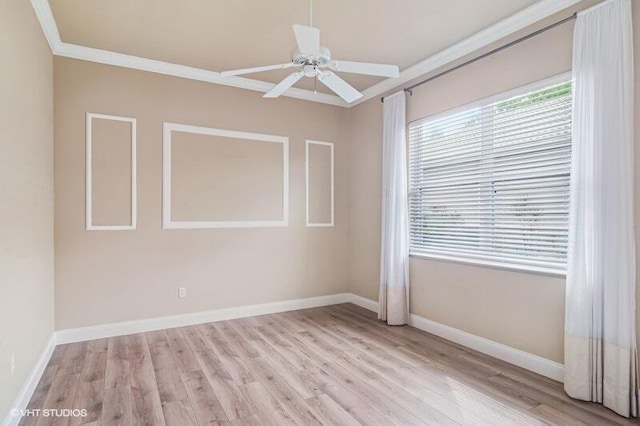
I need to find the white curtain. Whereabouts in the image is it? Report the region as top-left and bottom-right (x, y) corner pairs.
(379, 91), (410, 326)
(564, 0), (637, 417)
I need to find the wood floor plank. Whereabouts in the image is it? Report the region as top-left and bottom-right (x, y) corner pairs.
(199, 322), (257, 385)
(104, 337), (129, 390)
(327, 306), (574, 419)
(69, 379), (103, 426)
(48, 346), (67, 367)
(147, 334), (199, 426)
(230, 317), (262, 341)
(270, 330), (393, 425)
(488, 373), (631, 425)
(79, 351), (107, 384)
(314, 382), (390, 425)
(333, 349), (459, 425)
(147, 340), (190, 403)
(36, 372), (81, 426)
(531, 404), (588, 426)
(21, 365), (58, 417)
(230, 413), (262, 425)
(69, 351), (107, 426)
(337, 353), (475, 425)
(55, 342), (88, 377)
(100, 385), (132, 426)
(254, 314), (289, 336)
(305, 394), (361, 426)
(291, 329), (431, 425)
(243, 356), (326, 425)
(215, 321), (262, 360)
(239, 381), (297, 425)
(288, 316), (465, 424)
(311, 359), (429, 425)
(251, 329), (324, 399)
(182, 325), (255, 422)
(86, 339), (109, 354)
(310, 309), (425, 368)
(128, 334), (166, 426)
(164, 328), (229, 424)
(22, 304), (639, 426)
(445, 388), (545, 425)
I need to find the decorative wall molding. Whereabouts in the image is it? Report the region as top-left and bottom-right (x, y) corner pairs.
(30, 0), (580, 108)
(85, 113), (137, 231)
(305, 140), (335, 227)
(2, 334), (56, 426)
(348, 294), (565, 382)
(162, 122), (289, 229)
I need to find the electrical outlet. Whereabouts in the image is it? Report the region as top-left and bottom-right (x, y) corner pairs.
(10, 353), (15, 376)
(178, 287), (186, 299)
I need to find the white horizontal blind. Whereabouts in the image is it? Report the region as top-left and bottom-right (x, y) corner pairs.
(408, 79), (572, 272)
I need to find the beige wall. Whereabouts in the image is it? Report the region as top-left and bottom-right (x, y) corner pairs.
(347, 1), (638, 364)
(0, 0), (54, 419)
(54, 58), (349, 329)
(90, 117), (134, 226)
(42, 0), (640, 374)
(171, 133), (284, 222)
(307, 143), (333, 224)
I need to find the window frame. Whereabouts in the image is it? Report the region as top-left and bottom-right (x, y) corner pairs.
(407, 72), (572, 277)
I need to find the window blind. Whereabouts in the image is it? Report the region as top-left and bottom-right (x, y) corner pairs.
(408, 79), (572, 273)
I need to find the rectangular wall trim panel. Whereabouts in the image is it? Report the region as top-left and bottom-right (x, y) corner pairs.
(305, 140), (334, 227)
(85, 112), (137, 230)
(163, 122), (289, 229)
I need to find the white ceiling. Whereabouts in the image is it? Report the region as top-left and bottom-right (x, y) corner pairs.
(35, 0), (584, 106)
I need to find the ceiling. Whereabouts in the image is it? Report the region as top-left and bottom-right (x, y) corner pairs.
(49, 0), (540, 94)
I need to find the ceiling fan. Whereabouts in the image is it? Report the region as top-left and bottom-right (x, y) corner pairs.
(221, 2), (400, 103)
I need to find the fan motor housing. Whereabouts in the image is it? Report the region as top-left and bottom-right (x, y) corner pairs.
(292, 46), (331, 67)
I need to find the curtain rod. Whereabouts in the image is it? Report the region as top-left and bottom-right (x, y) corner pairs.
(381, 12), (577, 103)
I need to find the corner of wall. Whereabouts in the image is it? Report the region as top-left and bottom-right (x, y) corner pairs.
(0, 0), (56, 421)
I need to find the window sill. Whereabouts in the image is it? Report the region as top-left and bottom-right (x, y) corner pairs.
(409, 252), (566, 278)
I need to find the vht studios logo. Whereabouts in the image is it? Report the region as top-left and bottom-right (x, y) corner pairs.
(11, 408), (88, 418)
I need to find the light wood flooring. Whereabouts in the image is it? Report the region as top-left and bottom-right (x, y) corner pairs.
(21, 303), (640, 425)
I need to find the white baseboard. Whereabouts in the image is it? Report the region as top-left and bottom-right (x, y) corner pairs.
(2, 334), (56, 426)
(4, 290), (565, 426)
(56, 293), (351, 345)
(348, 294), (565, 382)
(347, 293), (380, 312)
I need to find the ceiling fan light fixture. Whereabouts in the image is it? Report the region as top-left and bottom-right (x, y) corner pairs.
(220, 1), (400, 103)
(303, 65), (317, 77)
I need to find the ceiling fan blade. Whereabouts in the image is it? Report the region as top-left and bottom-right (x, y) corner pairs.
(293, 24), (320, 57)
(318, 71), (363, 103)
(329, 61), (400, 78)
(263, 72), (305, 98)
(221, 62), (296, 77)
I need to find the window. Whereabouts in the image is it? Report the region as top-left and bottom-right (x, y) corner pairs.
(408, 76), (572, 274)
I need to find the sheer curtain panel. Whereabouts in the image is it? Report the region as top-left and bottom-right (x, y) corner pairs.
(379, 91), (410, 325)
(564, 0), (637, 417)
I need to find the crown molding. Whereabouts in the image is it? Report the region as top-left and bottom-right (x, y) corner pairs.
(54, 42), (348, 107)
(31, 0), (580, 108)
(30, 0), (61, 52)
(350, 0), (582, 106)
(29, 0), (347, 107)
